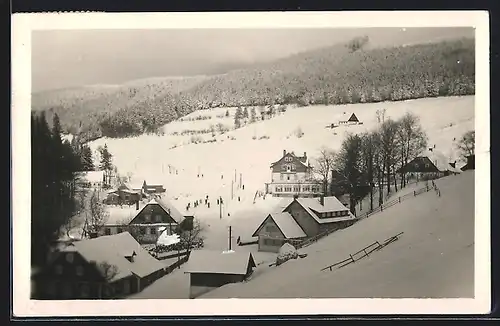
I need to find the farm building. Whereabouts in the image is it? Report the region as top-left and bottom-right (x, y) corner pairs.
(461, 154), (475, 171)
(142, 180), (166, 195)
(397, 149), (462, 180)
(32, 232), (166, 299)
(100, 198), (192, 244)
(252, 196), (357, 252)
(252, 212), (307, 252)
(265, 150), (321, 198)
(184, 250), (256, 298)
(338, 113), (362, 125)
(105, 182), (143, 205)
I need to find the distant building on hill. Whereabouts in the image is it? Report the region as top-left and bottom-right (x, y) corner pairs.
(32, 232), (166, 299)
(338, 113), (362, 125)
(105, 182), (143, 205)
(264, 150), (321, 198)
(184, 250), (256, 298)
(252, 196), (357, 252)
(397, 149), (462, 180)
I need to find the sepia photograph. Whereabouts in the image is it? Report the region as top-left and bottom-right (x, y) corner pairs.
(12, 11), (490, 316)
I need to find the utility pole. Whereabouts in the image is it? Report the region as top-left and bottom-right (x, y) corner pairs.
(228, 225), (232, 251)
(240, 173), (242, 189)
(234, 169), (237, 184)
(231, 180), (234, 200)
(219, 196), (222, 219)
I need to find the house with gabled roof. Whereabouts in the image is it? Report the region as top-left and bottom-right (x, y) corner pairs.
(32, 232), (166, 299)
(339, 113), (362, 125)
(265, 149), (322, 198)
(252, 196), (357, 252)
(184, 250), (256, 298)
(100, 198), (193, 244)
(397, 149), (462, 180)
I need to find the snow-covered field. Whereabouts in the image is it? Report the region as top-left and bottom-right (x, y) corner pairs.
(91, 96), (473, 199)
(88, 95), (474, 244)
(198, 171), (474, 299)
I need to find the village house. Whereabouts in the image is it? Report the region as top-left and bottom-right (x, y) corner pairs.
(100, 198), (193, 244)
(397, 149), (462, 180)
(142, 180), (166, 195)
(104, 182), (143, 206)
(184, 250), (256, 298)
(252, 196), (357, 253)
(461, 154), (475, 171)
(264, 150), (321, 198)
(32, 232), (166, 299)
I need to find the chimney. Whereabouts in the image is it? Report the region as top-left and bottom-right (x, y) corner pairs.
(283, 149), (286, 156)
(303, 152), (307, 159)
(136, 200), (139, 210)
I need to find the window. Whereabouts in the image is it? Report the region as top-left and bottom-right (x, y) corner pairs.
(76, 266), (84, 277)
(117, 227), (122, 234)
(275, 186), (282, 192)
(144, 214), (151, 222)
(287, 175), (290, 181)
(344, 211), (348, 216)
(425, 163), (430, 168)
(55, 265), (63, 275)
(284, 186), (292, 192)
(155, 215), (162, 222)
(145, 227), (151, 235)
(66, 253), (74, 263)
(293, 186), (300, 192)
(303, 186), (310, 192)
(280, 174), (284, 180)
(105, 228), (111, 235)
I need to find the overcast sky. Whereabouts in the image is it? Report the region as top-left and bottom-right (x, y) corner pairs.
(32, 28), (474, 92)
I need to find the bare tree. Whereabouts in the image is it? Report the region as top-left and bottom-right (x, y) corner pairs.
(376, 108), (387, 124)
(97, 262), (119, 282)
(360, 132), (377, 211)
(379, 118), (401, 195)
(456, 130), (475, 159)
(396, 112), (428, 187)
(312, 148), (336, 196)
(335, 133), (364, 215)
(82, 189), (109, 238)
(372, 131), (385, 206)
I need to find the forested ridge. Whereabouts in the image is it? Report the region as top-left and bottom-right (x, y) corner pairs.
(32, 37), (475, 140)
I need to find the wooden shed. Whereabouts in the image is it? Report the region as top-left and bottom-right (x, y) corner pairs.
(184, 250), (256, 298)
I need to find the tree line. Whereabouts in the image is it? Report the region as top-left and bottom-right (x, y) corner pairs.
(31, 112), (116, 267)
(313, 111), (428, 215)
(33, 38), (474, 140)
(314, 113), (475, 216)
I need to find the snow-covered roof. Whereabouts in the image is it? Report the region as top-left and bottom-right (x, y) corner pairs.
(152, 198), (185, 224)
(423, 150), (462, 173)
(67, 232), (164, 282)
(290, 197), (356, 224)
(106, 206), (138, 225)
(268, 212), (307, 239)
(185, 250), (255, 275)
(298, 197), (349, 213)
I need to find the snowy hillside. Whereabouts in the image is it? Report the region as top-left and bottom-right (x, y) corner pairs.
(200, 171), (475, 298)
(88, 95), (474, 220)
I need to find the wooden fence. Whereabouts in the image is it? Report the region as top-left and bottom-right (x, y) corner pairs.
(295, 182), (440, 250)
(321, 232), (404, 272)
(163, 252), (191, 275)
